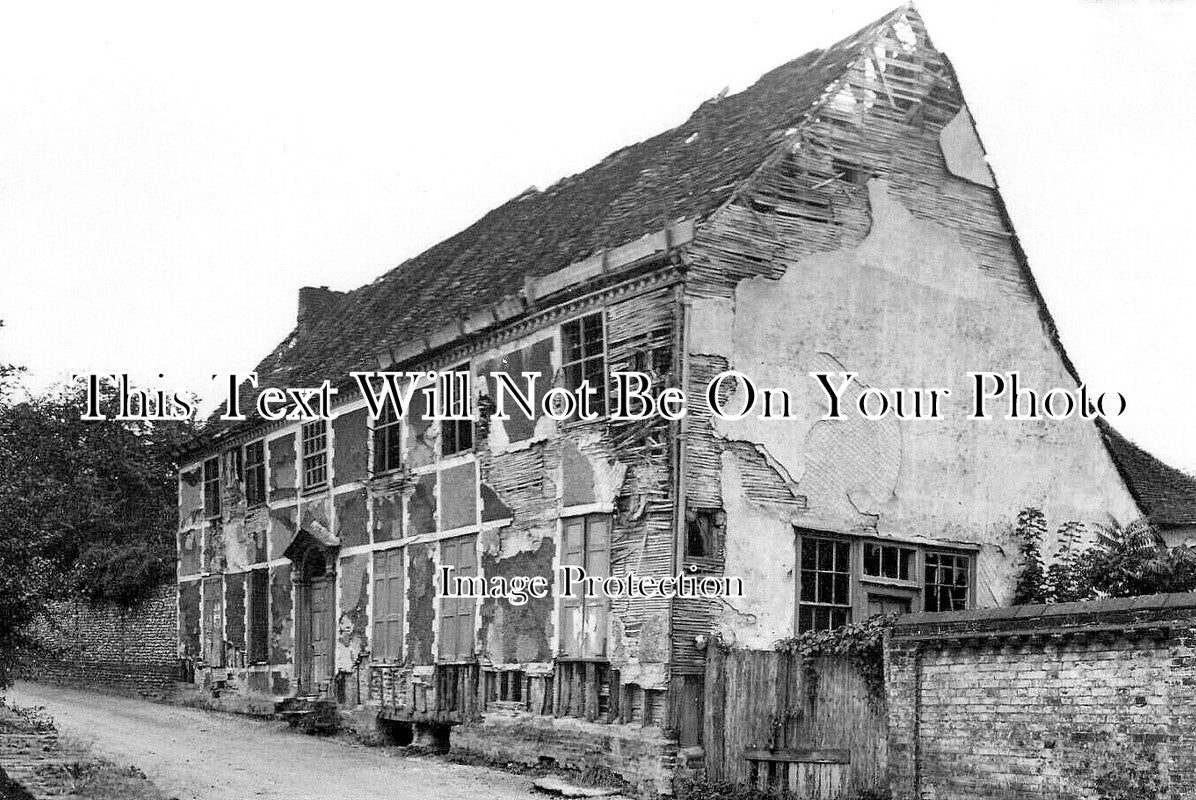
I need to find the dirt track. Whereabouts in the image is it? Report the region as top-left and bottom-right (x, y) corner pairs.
(8, 683), (537, 800)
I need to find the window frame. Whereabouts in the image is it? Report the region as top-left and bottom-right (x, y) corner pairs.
(560, 311), (607, 416)
(372, 404), (403, 475)
(558, 514), (611, 659)
(796, 532), (854, 633)
(301, 420), (329, 490)
(438, 534), (478, 663)
(793, 530), (976, 634)
(440, 363), (474, 457)
(203, 457), (221, 518)
(247, 567), (270, 664)
(243, 440), (266, 507)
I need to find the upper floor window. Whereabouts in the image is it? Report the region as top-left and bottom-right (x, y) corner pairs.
(862, 542), (915, 582)
(373, 404), (402, 474)
(924, 551), (970, 612)
(301, 421), (328, 488)
(244, 440), (266, 506)
(440, 363), (474, 456)
(561, 312), (606, 415)
(203, 457), (220, 518)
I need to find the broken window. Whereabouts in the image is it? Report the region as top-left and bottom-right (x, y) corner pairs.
(203, 457), (221, 518)
(373, 548), (404, 663)
(244, 440), (266, 506)
(685, 509), (719, 560)
(924, 551), (970, 612)
(559, 514), (610, 658)
(862, 542), (915, 581)
(372, 403), (402, 474)
(561, 312), (606, 415)
(797, 534), (852, 632)
(438, 534), (477, 662)
(832, 158), (868, 185)
(202, 575), (224, 667)
(440, 363), (474, 456)
(247, 568), (269, 664)
(301, 420), (328, 489)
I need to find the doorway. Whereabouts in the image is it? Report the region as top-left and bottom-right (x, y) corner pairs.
(295, 547), (334, 695)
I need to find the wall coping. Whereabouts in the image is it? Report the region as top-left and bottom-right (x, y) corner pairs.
(889, 592), (1196, 643)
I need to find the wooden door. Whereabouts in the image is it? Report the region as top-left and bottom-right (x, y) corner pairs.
(310, 576), (332, 688)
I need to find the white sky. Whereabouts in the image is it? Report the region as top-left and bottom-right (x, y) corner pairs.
(2, 1), (1194, 472)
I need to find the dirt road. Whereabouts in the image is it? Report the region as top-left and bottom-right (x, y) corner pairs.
(8, 683), (538, 800)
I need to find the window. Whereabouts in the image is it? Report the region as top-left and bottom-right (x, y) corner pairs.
(244, 441), (266, 506)
(247, 568), (269, 664)
(561, 313), (606, 414)
(560, 514), (611, 658)
(301, 421), (328, 488)
(203, 457), (221, 517)
(925, 551), (970, 612)
(439, 534), (477, 661)
(798, 535), (852, 632)
(373, 549), (404, 663)
(685, 509), (719, 560)
(373, 404), (403, 474)
(440, 363), (474, 456)
(863, 542), (915, 581)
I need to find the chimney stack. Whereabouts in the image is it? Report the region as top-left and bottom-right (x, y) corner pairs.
(297, 285), (343, 334)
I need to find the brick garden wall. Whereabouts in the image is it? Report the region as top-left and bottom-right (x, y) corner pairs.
(885, 594), (1196, 800)
(21, 581), (178, 698)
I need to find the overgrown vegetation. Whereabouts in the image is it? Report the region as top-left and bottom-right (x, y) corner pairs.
(1012, 508), (1196, 603)
(775, 613), (897, 701)
(0, 321), (193, 688)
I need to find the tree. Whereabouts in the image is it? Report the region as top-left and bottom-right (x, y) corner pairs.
(1011, 507), (1048, 604)
(0, 322), (198, 688)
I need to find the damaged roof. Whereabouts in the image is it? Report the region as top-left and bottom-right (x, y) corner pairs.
(246, 5), (913, 394)
(1097, 420), (1196, 528)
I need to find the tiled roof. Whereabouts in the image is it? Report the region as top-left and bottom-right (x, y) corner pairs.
(244, 5), (912, 396)
(1098, 419), (1196, 527)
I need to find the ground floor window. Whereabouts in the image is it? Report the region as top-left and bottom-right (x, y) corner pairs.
(795, 529), (974, 633)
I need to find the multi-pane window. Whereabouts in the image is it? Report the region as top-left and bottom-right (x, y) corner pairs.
(863, 542), (915, 581)
(560, 514), (611, 658)
(244, 441), (266, 506)
(247, 568), (269, 664)
(561, 312), (606, 414)
(439, 535), (477, 661)
(925, 551), (970, 612)
(203, 458), (221, 518)
(440, 363), (473, 456)
(373, 549), (404, 663)
(373, 404), (403, 474)
(301, 421), (328, 488)
(798, 535), (852, 632)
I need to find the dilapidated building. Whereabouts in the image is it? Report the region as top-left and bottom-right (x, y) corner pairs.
(175, 4), (1184, 795)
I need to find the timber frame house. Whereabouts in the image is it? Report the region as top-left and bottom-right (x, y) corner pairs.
(175, 4), (1192, 795)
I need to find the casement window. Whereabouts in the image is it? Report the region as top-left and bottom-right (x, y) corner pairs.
(798, 535), (853, 632)
(373, 548), (404, 663)
(301, 421), (328, 489)
(924, 551), (970, 612)
(561, 312), (606, 415)
(247, 568), (269, 664)
(244, 441), (266, 506)
(795, 530), (974, 633)
(373, 404), (403, 474)
(203, 457), (221, 518)
(440, 363), (474, 456)
(438, 535), (477, 662)
(559, 514), (611, 658)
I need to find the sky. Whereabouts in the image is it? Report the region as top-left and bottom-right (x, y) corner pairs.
(2, 0), (1194, 472)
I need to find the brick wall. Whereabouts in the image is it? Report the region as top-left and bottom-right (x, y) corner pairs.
(885, 594), (1196, 800)
(21, 581), (178, 698)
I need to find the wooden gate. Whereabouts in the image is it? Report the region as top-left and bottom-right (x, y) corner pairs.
(703, 649), (887, 798)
